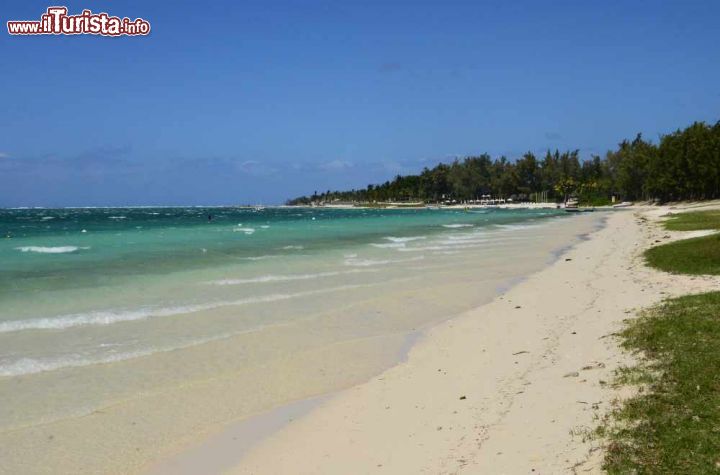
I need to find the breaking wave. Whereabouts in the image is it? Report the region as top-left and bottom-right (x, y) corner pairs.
(15, 246), (89, 254)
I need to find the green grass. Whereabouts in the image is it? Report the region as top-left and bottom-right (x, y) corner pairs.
(645, 234), (720, 275)
(647, 209), (720, 275)
(599, 292), (720, 474)
(663, 210), (720, 231)
(600, 209), (720, 471)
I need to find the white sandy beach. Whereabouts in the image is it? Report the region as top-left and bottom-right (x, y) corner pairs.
(161, 204), (720, 475)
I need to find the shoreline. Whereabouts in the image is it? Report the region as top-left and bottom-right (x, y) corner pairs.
(159, 205), (717, 474)
(289, 202), (574, 210)
(1, 209), (602, 475)
(143, 213), (607, 474)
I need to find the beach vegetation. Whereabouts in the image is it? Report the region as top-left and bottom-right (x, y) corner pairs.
(599, 292), (720, 474)
(288, 119), (720, 206)
(645, 234), (720, 275)
(663, 209), (720, 231)
(644, 210), (720, 275)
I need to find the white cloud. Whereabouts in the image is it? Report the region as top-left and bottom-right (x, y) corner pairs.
(0, 152), (10, 159)
(320, 160), (354, 171)
(236, 159), (278, 177)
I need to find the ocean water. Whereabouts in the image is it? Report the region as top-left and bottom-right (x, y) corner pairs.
(0, 206), (601, 473)
(0, 206), (563, 352)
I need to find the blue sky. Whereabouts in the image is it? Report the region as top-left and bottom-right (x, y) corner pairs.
(1, 0), (719, 206)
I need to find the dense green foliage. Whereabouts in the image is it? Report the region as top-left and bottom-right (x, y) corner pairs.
(288, 119), (720, 205)
(663, 209), (720, 231)
(600, 292), (720, 474)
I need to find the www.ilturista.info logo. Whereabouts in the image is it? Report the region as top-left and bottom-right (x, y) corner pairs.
(7, 7), (150, 36)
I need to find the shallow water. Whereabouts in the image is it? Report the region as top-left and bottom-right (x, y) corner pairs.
(0, 206), (602, 473)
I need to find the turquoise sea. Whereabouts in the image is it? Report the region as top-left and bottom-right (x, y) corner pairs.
(1, 206), (565, 337)
(0, 205), (603, 473)
(0, 205), (578, 377)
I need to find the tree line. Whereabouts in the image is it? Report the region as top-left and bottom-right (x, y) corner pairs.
(287, 119), (720, 205)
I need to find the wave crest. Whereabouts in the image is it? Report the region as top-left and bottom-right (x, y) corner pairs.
(15, 246), (89, 254)
(0, 284), (370, 334)
(207, 269), (373, 285)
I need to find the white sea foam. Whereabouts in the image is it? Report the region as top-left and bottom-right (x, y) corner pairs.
(0, 333), (233, 377)
(108, 216), (127, 220)
(444, 232), (485, 241)
(496, 223), (536, 231)
(370, 236), (428, 249)
(0, 349), (159, 377)
(437, 236), (492, 245)
(0, 284), (370, 335)
(280, 245), (304, 250)
(0, 318), (322, 377)
(399, 231), (528, 252)
(398, 243), (487, 252)
(40, 216), (55, 220)
(343, 255), (425, 267)
(442, 223), (474, 228)
(242, 254), (280, 261)
(208, 269), (373, 286)
(15, 246), (89, 254)
(234, 227), (255, 234)
(383, 236), (427, 243)
(370, 242), (407, 249)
